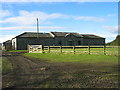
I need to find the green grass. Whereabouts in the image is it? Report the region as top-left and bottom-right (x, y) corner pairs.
(8, 50), (27, 52)
(2, 57), (12, 73)
(0, 57), (2, 73)
(23, 53), (118, 64)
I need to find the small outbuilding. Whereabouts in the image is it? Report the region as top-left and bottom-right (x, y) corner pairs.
(28, 45), (43, 53)
(3, 40), (12, 51)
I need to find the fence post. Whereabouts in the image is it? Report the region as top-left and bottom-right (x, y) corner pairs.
(60, 46), (62, 53)
(104, 45), (106, 55)
(27, 45), (29, 53)
(48, 46), (50, 53)
(73, 46), (75, 54)
(88, 45), (90, 54)
(41, 45), (44, 53)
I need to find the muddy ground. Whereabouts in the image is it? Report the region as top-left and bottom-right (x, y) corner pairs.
(2, 51), (119, 89)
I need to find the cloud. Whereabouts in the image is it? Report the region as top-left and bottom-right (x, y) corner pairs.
(0, 26), (65, 30)
(1, 26), (35, 30)
(103, 25), (118, 33)
(74, 16), (106, 22)
(107, 14), (116, 17)
(97, 33), (117, 38)
(97, 33), (117, 43)
(1, 10), (67, 25)
(1, 10), (107, 26)
(0, 35), (15, 43)
(0, 10), (12, 18)
(1, 0), (119, 2)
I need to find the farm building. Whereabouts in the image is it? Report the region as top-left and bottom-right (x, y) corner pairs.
(3, 32), (105, 50)
(2, 40), (12, 50)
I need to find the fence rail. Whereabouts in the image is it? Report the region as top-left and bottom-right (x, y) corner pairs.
(41, 45), (119, 55)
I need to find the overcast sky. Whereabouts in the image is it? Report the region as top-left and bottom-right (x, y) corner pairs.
(0, 1), (118, 43)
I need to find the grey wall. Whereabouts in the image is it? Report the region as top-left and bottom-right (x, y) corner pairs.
(16, 37), (54, 50)
(4, 43), (12, 50)
(54, 37), (66, 46)
(65, 35), (83, 46)
(54, 35), (83, 46)
(83, 38), (105, 45)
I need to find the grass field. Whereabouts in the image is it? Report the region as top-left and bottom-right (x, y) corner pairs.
(23, 53), (118, 64)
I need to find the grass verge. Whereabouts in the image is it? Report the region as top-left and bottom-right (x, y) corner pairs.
(8, 50), (27, 52)
(0, 57), (2, 73)
(2, 57), (12, 73)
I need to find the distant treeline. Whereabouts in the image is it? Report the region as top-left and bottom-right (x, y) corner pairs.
(107, 35), (120, 46)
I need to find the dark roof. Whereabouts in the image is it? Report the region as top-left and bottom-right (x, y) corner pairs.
(16, 32), (53, 38)
(3, 40), (12, 44)
(13, 32), (104, 39)
(50, 32), (68, 37)
(70, 33), (83, 37)
(81, 34), (105, 38)
(50, 32), (83, 37)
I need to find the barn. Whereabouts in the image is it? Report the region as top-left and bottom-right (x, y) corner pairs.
(3, 32), (105, 50)
(2, 40), (12, 50)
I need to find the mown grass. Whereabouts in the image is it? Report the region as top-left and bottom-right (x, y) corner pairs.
(23, 53), (118, 64)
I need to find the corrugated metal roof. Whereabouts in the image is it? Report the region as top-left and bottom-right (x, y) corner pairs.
(50, 32), (83, 37)
(14, 32), (104, 39)
(50, 32), (68, 37)
(3, 40), (12, 44)
(71, 33), (83, 37)
(81, 34), (104, 38)
(16, 32), (53, 38)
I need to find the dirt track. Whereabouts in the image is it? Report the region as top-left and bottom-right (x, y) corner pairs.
(2, 51), (119, 89)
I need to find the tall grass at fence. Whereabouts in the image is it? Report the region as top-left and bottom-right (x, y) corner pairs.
(106, 46), (118, 56)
